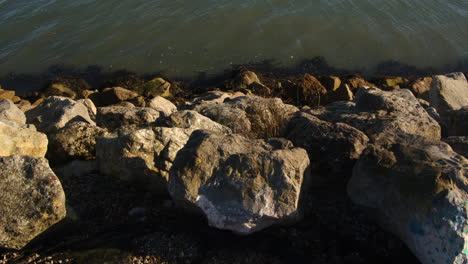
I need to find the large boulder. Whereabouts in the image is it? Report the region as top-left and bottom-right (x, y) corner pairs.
(307, 87), (441, 141)
(148, 96), (177, 117)
(96, 106), (160, 130)
(282, 74), (327, 106)
(163, 110), (231, 134)
(0, 155), (66, 249)
(0, 99), (26, 125)
(348, 134), (468, 264)
(47, 121), (107, 164)
(429, 72), (468, 114)
(443, 136), (468, 158)
(168, 130), (310, 234)
(25, 96), (95, 134)
(0, 120), (48, 158)
(190, 95), (299, 139)
(287, 112), (369, 174)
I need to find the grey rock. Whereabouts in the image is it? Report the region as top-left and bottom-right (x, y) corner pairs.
(0, 99), (26, 125)
(163, 110), (231, 134)
(76, 98), (97, 120)
(25, 96), (95, 134)
(0, 120), (48, 158)
(307, 87), (441, 141)
(443, 136), (468, 158)
(0, 155), (66, 249)
(429, 72), (468, 114)
(348, 134), (468, 264)
(287, 112), (369, 174)
(169, 130), (310, 234)
(96, 106), (160, 130)
(148, 96), (177, 116)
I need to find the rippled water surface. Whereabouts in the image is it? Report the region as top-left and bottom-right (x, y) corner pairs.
(0, 0), (467, 76)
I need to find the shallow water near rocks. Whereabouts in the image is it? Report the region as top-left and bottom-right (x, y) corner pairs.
(0, 0), (467, 77)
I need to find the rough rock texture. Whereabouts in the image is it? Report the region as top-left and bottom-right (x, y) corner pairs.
(287, 112), (369, 174)
(0, 99), (26, 125)
(43, 77), (91, 99)
(188, 91), (246, 107)
(443, 136), (468, 158)
(25, 96), (95, 134)
(0, 89), (15, 100)
(348, 134), (468, 264)
(163, 110), (231, 134)
(148, 96), (177, 116)
(324, 83), (354, 103)
(283, 74), (327, 106)
(76, 98), (97, 120)
(0, 120), (48, 158)
(307, 87), (441, 141)
(169, 130), (310, 234)
(190, 95), (299, 139)
(410, 77), (432, 100)
(444, 106), (468, 137)
(96, 106), (160, 130)
(135, 78), (171, 97)
(96, 127), (193, 193)
(89, 87), (138, 107)
(47, 121), (107, 164)
(429, 72), (468, 114)
(0, 155), (66, 250)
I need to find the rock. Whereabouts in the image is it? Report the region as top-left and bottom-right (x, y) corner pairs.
(16, 99), (33, 112)
(103, 74), (145, 90)
(128, 96), (146, 107)
(287, 112), (369, 174)
(148, 96), (177, 116)
(410, 77), (432, 100)
(370, 75), (409, 90)
(0, 155), (66, 249)
(429, 72), (468, 114)
(96, 106), (160, 130)
(111, 101), (136, 108)
(189, 91), (246, 106)
(348, 134), (468, 264)
(47, 121), (107, 164)
(0, 99), (26, 125)
(417, 98), (430, 108)
(135, 77), (171, 97)
(168, 130), (310, 234)
(342, 75), (375, 91)
(25, 96), (95, 134)
(0, 89), (15, 100)
(307, 87), (441, 141)
(443, 136), (468, 158)
(76, 98), (97, 120)
(225, 70), (263, 91)
(96, 127), (193, 193)
(0, 120), (48, 158)
(163, 110), (231, 134)
(248, 82), (272, 97)
(191, 95), (299, 139)
(44, 77), (91, 99)
(32, 97), (44, 106)
(11, 96), (21, 103)
(324, 83), (354, 103)
(444, 106), (468, 136)
(283, 74), (327, 106)
(89, 87), (138, 107)
(317, 76), (341, 92)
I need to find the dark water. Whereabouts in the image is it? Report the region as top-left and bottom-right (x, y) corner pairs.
(0, 0), (467, 77)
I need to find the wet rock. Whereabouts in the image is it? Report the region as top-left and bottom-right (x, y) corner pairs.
(0, 99), (26, 125)
(429, 72), (468, 114)
(0, 120), (48, 158)
(410, 77), (432, 100)
(287, 112), (369, 174)
(89, 87), (138, 107)
(307, 87), (441, 141)
(44, 77), (91, 99)
(47, 121), (107, 164)
(443, 136), (468, 157)
(0, 155), (66, 250)
(191, 94), (299, 139)
(96, 106), (160, 130)
(135, 77), (171, 97)
(163, 110), (231, 134)
(348, 134), (468, 264)
(283, 74), (327, 106)
(148, 96), (177, 116)
(169, 130), (310, 234)
(370, 75), (409, 91)
(444, 106), (468, 136)
(25, 96), (95, 134)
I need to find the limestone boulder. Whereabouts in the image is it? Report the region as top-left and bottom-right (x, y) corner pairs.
(348, 134), (468, 264)
(163, 110), (231, 134)
(148, 96), (177, 116)
(429, 72), (468, 114)
(47, 121), (107, 164)
(25, 96), (95, 134)
(0, 99), (26, 125)
(287, 112), (369, 174)
(307, 87), (441, 141)
(168, 130), (310, 234)
(0, 120), (48, 158)
(96, 106), (160, 130)
(0, 155), (66, 249)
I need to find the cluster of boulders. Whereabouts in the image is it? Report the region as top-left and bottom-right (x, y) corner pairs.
(0, 71), (467, 264)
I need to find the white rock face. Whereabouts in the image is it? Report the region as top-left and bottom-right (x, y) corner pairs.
(0, 120), (48, 158)
(0, 99), (26, 125)
(148, 96), (177, 116)
(429, 72), (468, 114)
(349, 134), (468, 264)
(169, 130), (310, 234)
